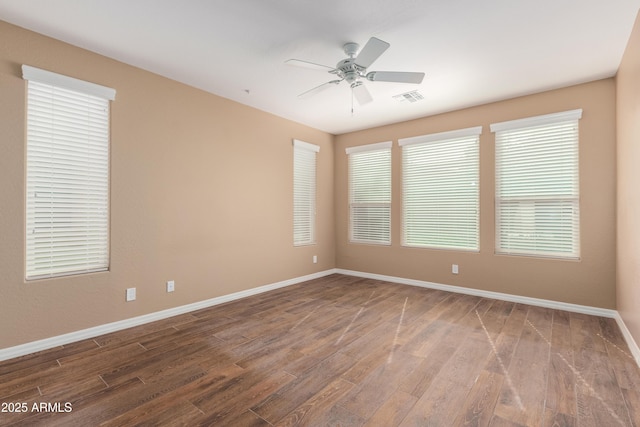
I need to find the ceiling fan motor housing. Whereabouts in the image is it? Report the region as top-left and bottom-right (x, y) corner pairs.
(335, 58), (365, 83)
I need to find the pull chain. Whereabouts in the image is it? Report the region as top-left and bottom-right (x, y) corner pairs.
(351, 87), (354, 116)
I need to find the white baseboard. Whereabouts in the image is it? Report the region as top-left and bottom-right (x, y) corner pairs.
(337, 268), (640, 368)
(336, 268), (617, 317)
(0, 269), (338, 362)
(614, 313), (640, 367)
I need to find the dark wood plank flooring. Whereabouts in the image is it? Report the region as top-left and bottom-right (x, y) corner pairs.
(1, 274), (639, 426)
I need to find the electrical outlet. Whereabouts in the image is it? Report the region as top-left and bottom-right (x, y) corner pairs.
(452, 264), (459, 275)
(167, 280), (175, 293)
(126, 287), (136, 301)
(313, 255), (317, 264)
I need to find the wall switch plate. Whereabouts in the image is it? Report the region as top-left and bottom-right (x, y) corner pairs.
(167, 280), (175, 292)
(452, 264), (459, 274)
(313, 255), (317, 264)
(126, 287), (136, 301)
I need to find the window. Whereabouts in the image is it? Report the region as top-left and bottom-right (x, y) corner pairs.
(399, 127), (481, 251)
(491, 109), (581, 259)
(346, 141), (392, 245)
(293, 139), (319, 246)
(23, 65), (116, 279)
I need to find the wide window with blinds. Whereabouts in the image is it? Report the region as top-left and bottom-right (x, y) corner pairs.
(23, 65), (116, 280)
(491, 109), (581, 259)
(293, 139), (319, 246)
(400, 127), (481, 251)
(347, 142), (392, 245)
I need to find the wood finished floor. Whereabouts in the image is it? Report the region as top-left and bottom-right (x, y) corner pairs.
(1, 274), (639, 426)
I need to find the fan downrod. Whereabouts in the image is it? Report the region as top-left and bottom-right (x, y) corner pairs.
(335, 42), (365, 84)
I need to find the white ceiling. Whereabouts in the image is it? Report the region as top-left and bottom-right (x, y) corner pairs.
(1, 0), (638, 135)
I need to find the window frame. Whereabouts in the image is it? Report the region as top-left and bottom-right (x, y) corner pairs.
(346, 141), (393, 245)
(293, 139), (319, 246)
(491, 109), (582, 259)
(23, 65), (116, 280)
(399, 126), (481, 251)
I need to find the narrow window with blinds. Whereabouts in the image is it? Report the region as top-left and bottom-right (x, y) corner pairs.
(399, 127), (481, 251)
(491, 109), (581, 259)
(293, 140), (319, 246)
(347, 141), (392, 245)
(23, 65), (116, 280)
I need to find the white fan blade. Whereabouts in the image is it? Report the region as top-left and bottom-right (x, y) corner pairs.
(298, 80), (341, 98)
(352, 82), (373, 105)
(286, 59), (335, 72)
(366, 71), (425, 84)
(354, 37), (390, 68)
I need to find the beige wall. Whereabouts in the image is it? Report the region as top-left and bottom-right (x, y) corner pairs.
(616, 13), (640, 349)
(0, 21), (335, 349)
(0, 17), (625, 351)
(335, 80), (617, 308)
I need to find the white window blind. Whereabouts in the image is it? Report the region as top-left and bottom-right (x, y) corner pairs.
(492, 109), (581, 259)
(23, 65), (115, 280)
(400, 127), (481, 251)
(347, 141), (392, 245)
(293, 139), (319, 246)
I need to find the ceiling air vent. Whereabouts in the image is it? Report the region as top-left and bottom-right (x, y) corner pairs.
(393, 90), (424, 103)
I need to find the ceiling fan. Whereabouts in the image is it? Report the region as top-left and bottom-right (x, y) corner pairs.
(286, 37), (425, 106)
